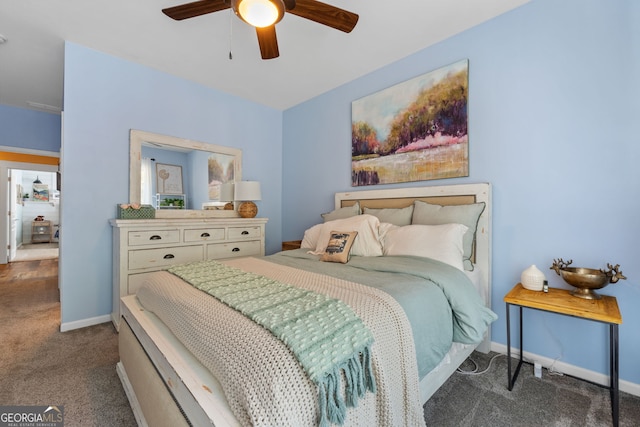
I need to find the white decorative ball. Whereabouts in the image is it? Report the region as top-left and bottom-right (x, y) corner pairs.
(521, 265), (545, 291)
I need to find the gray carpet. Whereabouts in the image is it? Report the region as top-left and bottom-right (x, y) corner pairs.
(423, 351), (640, 426)
(2, 259), (639, 426)
(0, 260), (136, 427)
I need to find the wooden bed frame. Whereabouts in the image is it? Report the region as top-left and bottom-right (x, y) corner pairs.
(117, 182), (492, 427)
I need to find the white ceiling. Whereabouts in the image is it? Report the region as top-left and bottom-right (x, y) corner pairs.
(0, 0), (529, 113)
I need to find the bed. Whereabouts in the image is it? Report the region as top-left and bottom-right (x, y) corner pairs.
(116, 183), (495, 427)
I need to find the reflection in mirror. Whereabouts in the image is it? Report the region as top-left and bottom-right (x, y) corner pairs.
(207, 152), (237, 200)
(130, 130), (242, 217)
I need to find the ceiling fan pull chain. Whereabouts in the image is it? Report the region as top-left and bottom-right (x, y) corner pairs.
(228, 9), (233, 60)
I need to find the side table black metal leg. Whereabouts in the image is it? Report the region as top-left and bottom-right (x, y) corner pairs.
(507, 304), (524, 391)
(507, 303), (511, 389)
(610, 323), (619, 427)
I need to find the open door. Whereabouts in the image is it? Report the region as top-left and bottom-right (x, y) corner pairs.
(8, 169), (18, 261)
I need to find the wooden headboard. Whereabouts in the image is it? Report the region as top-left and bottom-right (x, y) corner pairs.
(335, 183), (492, 352)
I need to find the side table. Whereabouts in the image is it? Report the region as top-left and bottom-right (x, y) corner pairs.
(504, 283), (622, 427)
(281, 240), (302, 251)
(32, 220), (53, 243)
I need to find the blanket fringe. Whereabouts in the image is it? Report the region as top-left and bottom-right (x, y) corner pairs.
(318, 346), (376, 426)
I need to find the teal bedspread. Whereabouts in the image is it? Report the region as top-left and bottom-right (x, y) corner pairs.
(267, 249), (497, 378)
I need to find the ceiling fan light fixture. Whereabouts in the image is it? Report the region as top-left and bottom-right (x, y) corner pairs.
(235, 0), (284, 28)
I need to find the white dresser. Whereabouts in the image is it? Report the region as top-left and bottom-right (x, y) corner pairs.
(110, 217), (268, 329)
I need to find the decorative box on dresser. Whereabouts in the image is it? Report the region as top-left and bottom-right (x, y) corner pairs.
(110, 217), (268, 330)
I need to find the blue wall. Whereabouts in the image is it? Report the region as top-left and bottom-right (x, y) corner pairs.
(283, 0), (640, 385)
(61, 42), (283, 326)
(6, 0), (636, 389)
(0, 104), (60, 152)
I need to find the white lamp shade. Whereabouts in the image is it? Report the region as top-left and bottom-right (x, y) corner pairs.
(234, 181), (262, 201)
(219, 182), (235, 202)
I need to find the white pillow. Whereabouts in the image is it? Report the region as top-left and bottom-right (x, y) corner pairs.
(382, 223), (468, 271)
(301, 223), (323, 249)
(378, 222), (399, 243)
(311, 214), (383, 257)
(412, 201), (485, 271)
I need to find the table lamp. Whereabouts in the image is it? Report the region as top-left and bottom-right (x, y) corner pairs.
(219, 182), (235, 210)
(234, 181), (261, 218)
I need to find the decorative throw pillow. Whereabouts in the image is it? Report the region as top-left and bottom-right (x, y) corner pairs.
(382, 224), (468, 271)
(412, 201), (486, 271)
(311, 214), (383, 257)
(320, 231), (358, 263)
(363, 205), (414, 226)
(321, 202), (361, 222)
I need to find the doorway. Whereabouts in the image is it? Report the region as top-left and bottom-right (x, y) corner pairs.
(0, 157), (59, 265)
(9, 169), (60, 262)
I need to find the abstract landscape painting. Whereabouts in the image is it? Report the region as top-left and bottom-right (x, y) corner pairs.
(351, 60), (469, 186)
(208, 152), (235, 200)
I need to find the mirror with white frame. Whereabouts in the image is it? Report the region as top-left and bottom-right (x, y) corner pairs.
(129, 129), (242, 218)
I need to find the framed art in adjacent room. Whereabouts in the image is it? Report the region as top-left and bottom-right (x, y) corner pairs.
(351, 59), (469, 186)
(33, 183), (50, 201)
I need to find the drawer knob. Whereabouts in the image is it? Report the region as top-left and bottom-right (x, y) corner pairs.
(241, 230), (249, 235)
(150, 235), (162, 240)
(201, 232), (210, 238)
(163, 254), (175, 259)
(232, 248), (240, 252)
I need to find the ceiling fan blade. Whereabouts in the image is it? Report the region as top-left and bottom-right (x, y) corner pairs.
(256, 26), (280, 60)
(162, 0), (230, 21)
(288, 0), (358, 33)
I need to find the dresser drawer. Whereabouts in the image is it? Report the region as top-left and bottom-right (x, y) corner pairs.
(228, 226), (262, 240)
(129, 245), (203, 270)
(128, 229), (180, 246)
(207, 240), (261, 259)
(184, 228), (225, 242)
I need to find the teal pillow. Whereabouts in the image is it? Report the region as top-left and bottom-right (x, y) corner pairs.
(321, 202), (361, 222)
(363, 205), (414, 226)
(412, 201), (486, 271)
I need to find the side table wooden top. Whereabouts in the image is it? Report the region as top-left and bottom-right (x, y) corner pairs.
(504, 283), (622, 324)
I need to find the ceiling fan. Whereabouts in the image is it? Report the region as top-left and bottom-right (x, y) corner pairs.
(162, 0), (359, 60)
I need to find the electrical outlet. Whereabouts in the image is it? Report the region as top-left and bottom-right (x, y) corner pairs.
(534, 362), (542, 378)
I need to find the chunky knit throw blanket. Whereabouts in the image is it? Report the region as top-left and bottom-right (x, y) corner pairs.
(137, 257), (426, 427)
(167, 260), (376, 427)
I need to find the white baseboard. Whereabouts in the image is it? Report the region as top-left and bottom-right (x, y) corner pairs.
(60, 314), (111, 332)
(491, 342), (640, 397)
